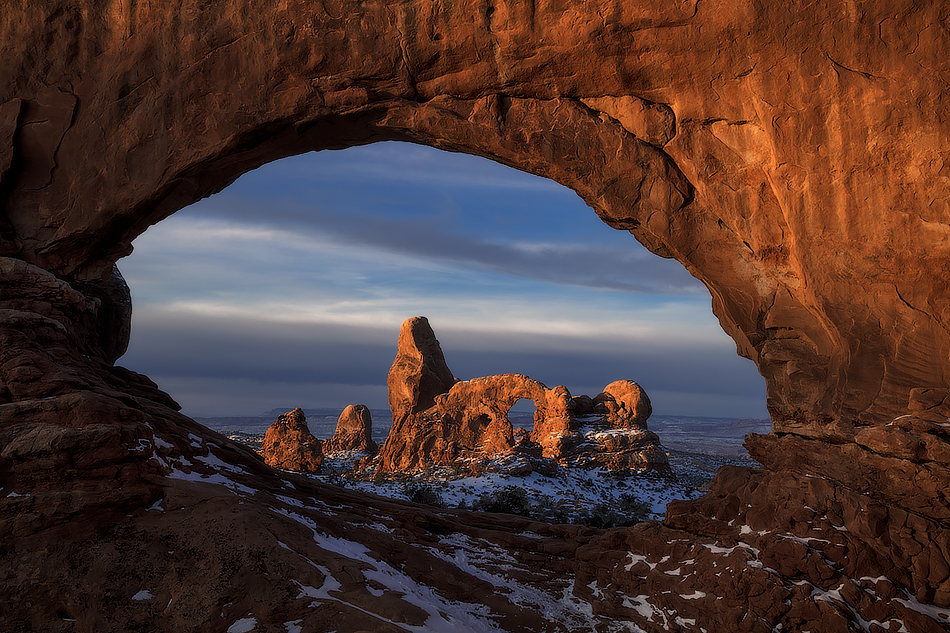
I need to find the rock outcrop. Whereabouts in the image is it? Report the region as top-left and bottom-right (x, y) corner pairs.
(3, 2), (950, 631)
(594, 380), (653, 427)
(324, 404), (377, 455)
(261, 408), (323, 473)
(379, 318), (669, 475)
(387, 316), (458, 420)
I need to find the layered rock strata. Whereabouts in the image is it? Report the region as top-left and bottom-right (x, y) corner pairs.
(261, 408), (323, 473)
(2, 1), (950, 631)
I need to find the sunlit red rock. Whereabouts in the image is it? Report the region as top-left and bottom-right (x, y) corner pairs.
(387, 316), (458, 422)
(262, 408), (323, 473)
(593, 379), (653, 428)
(324, 404), (377, 455)
(378, 319), (669, 474)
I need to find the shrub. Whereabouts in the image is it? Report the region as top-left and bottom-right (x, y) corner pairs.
(402, 483), (445, 508)
(531, 494), (571, 524)
(577, 494), (652, 528)
(471, 486), (533, 517)
(618, 493), (652, 521)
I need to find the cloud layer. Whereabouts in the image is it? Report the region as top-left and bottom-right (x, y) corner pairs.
(119, 142), (769, 419)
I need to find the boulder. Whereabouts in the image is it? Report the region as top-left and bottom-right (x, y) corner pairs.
(325, 404), (377, 455)
(571, 394), (596, 416)
(592, 380), (653, 428)
(261, 408), (323, 473)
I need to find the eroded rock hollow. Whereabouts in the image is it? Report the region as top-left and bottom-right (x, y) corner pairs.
(2, 1), (950, 631)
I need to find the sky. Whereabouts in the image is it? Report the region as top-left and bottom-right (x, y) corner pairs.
(117, 141), (769, 419)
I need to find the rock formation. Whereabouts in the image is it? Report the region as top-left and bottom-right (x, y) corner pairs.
(379, 318), (669, 475)
(324, 404), (377, 455)
(261, 408), (323, 473)
(381, 371), (573, 471)
(387, 316), (458, 420)
(593, 380), (653, 427)
(3, 2), (950, 631)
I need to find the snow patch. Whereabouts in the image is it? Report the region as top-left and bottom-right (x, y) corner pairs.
(625, 553), (657, 572)
(166, 466), (255, 495)
(284, 621), (303, 633)
(227, 617), (257, 633)
(894, 590), (950, 625)
(131, 590), (153, 601)
(152, 435), (175, 450)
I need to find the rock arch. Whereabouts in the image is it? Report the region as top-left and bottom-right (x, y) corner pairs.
(6, 1), (950, 429)
(3, 2), (950, 630)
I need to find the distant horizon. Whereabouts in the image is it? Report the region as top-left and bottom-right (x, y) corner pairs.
(188, 405), (772, 422)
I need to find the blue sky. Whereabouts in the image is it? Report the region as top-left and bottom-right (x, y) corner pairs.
(118, 141), (768, 419)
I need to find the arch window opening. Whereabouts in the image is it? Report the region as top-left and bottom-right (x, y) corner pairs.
(509, 398), (537, 436)
(118, 141), (770, 520)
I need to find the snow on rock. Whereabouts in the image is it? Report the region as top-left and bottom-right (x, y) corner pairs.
(226, 617), (257, 633)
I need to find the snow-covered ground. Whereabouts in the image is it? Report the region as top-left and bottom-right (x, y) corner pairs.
(318, 466), (698, 523)
(226, 431), (757, 525)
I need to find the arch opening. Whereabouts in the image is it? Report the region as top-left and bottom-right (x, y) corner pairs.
(509, 398), (537, 436)
(119, 141), (769, 437)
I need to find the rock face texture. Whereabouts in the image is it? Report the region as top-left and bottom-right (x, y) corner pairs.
(261, 408), (323, 473)
(4, 2), (949, 431)
(382, 372), (566, 471)
(324, 404), (377, 455)
(3, 2), (950, 631)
